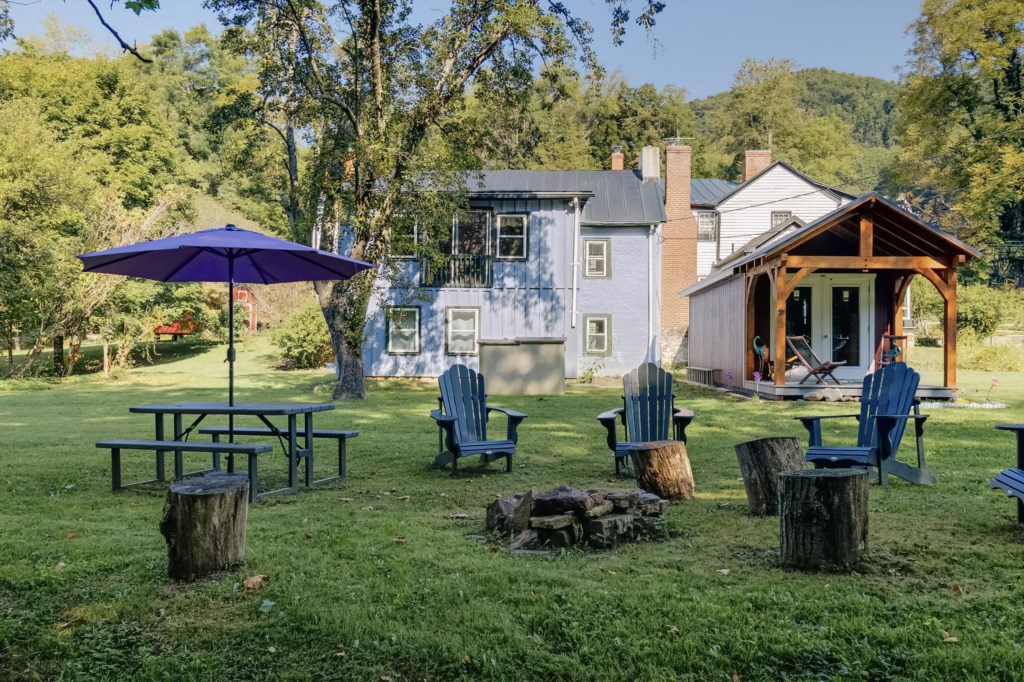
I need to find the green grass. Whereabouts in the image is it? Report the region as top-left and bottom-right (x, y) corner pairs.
(3, 338), (1024, 680)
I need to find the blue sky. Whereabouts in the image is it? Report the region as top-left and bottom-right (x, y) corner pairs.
(3, 1), (922, 98)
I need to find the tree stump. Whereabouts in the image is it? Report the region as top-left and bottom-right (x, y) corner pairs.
(628, 440), (695, 500)
(734, 437), (805, 516)
(159, 474), (249, 581)
(779, 468), (868, 572)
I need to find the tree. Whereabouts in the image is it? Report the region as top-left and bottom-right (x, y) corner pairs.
(206, 0), (664, 399)
(894, 0), (1024, 246)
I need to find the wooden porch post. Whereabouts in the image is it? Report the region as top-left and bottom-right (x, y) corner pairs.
(774, 268), (787, 386)
(943, 267), (957, 388)
(745, 275), (756, 380)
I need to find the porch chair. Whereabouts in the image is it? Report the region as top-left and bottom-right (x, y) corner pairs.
(786, 336), (846, 385)
(796, 362), (936, 486)
(431, 364), (527, 477)
(597, 363), (695, 475)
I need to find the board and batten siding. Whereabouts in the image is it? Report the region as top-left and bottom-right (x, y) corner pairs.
(577, 225), (661, 376)
(363, 198), (577, 378)
(716, 165), (846, 264)
(687, 274), (745, 387)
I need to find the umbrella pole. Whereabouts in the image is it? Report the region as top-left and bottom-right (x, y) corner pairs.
(228, 257), (235, 443)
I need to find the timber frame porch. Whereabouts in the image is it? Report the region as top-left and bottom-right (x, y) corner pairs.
(737, 194), (981, 391)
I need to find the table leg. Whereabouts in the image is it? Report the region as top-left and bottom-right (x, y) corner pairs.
(155, 413), (166, 482)
(288, 413), (298, 492)
(173, 413), (184, 480)
(1016, 432), (1024, 524)
(304, 411), (314, 488)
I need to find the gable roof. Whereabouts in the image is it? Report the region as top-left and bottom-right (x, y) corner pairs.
(706, 160), (857, 208)
(680, 193), (982, 298)
(465, 170), (667, 226)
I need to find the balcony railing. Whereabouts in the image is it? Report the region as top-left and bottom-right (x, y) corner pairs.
(420, 254), (493, 288)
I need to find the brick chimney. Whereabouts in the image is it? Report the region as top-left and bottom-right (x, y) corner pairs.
(741, 150), (772, 182)
(661, 143), (698, 366)
(610, 145), (624, 171)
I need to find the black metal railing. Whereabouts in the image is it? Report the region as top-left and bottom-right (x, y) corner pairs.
(420, 254), (493, 288)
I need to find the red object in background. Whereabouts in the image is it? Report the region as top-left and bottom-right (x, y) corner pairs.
(233, 286), (258, 331)
(153, 321), (195, 336)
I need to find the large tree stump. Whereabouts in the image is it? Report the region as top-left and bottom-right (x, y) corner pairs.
(628, 440), (695, 500)
(734, 437), (805, 516)
(159, 474), (249, 581)
(779, 469), (868, 572)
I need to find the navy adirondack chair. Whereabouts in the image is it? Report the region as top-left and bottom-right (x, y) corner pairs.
(798, 362), (936, 486)
(431, 364), (527, 477)
(597, 363), (695, 475)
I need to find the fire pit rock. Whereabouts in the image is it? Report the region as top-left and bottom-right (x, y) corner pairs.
(486, 486), (671, 552)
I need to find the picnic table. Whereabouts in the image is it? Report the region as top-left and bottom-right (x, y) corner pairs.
(129, 402), (335, 498)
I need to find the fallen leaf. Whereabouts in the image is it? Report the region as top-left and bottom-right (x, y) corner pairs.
(382, 491), (391, 496)
(259, 599), (275, 614)
(732, 674), (742, 682)
(304, 532), (313, 540)
(450, 513), (469, 519)
(718, 502), (732, 508)
(439, 493), (448, 497)
(665, 624), (679, 634)
(397, 495), (410, 501)
(268, 646), (277, 653)
(244, 574), (269, 590)
(951, 583), (965, 595)
(393, 536), (406, 544)
(361, 506), (374, 511)
(66, 531), (76, 539)
(57, 615), (84, 630)
(717, 568), (731, 576)
(942, 631), (959, 643)
(381, 676), (393, 682)
(55, 561), (66, 572)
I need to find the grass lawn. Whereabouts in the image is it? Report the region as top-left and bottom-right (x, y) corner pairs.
(2, 339), (1024, 681)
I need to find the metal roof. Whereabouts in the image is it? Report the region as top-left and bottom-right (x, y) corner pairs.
(465, 170), (667, 226)
(690, 178), (740, 206)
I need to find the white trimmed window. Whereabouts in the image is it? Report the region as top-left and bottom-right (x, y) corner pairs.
(496, 215), (528, 260)
(697, 211), (717, 241)
(771, 211), (793, 228)
(584, 315), (611, 355)
(392, 216), (419, 259)
(386, 307), (420, 354)
(446, 308), (480, 355)
(584, 239), (609, 278)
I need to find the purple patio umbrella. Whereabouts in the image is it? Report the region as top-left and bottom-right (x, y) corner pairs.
(78, 224), (375, 408)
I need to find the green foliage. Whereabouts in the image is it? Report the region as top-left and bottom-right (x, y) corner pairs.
(272, 299), (333, 369)
(912, 282), (1024, 341)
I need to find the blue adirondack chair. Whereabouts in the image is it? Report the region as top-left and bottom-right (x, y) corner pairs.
(431, 364), (527, 477)
(797, 362), (936, 486)
(597, 363), (695, 475)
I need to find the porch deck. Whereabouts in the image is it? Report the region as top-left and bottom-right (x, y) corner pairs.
(741, 379), (954, 401)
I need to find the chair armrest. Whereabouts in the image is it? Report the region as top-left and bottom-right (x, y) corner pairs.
(431, 409), (458, 455)
(430, 409), (457, 424)
(672, 408), (695, 444)
(486, 406), (527, 444)
(795, 414), (860, 448)
(597, 408), (623, 452)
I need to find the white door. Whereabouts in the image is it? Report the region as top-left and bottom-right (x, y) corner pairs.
(777, 274), (874, 381)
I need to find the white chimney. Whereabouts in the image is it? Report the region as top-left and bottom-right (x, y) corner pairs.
(640, 145), (660, 181)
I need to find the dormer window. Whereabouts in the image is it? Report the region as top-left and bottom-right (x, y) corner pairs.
(771, 211), (794, 228)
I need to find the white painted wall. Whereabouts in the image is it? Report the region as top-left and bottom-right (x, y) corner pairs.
(712, 165), (848, 274)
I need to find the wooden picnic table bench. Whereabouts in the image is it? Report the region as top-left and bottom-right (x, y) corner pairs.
(198, 426), (357, 484)
(96, 439), (271, 503)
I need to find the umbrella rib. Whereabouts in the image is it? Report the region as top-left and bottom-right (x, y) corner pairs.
(81, 251), (145, 272)
(288, 250), (364, 278)
(161, 248), (207, 281)
(248, 256), (275, 285)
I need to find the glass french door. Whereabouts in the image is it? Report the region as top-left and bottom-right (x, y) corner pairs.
(776, 274), (873, 380)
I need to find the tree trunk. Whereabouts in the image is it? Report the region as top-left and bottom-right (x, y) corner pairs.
(628, 440), (695, 500)
(734, 437), (805, 516)
(52, 334), (64, 376)
(315, 279), (368, 400)
(159, 474), (249, 581)
(102, 338), (110, 377)
(779, 468), (868, 572)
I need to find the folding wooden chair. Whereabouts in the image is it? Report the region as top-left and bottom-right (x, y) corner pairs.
(786, 336), (846, 385)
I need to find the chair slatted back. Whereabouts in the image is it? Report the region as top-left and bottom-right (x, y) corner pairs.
(438, 364), (488, 443)
(787, 336), (819, 369)
(623, 363), (674, 443)
(857, 362), (919, 451)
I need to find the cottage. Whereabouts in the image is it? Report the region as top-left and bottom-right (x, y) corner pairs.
(682, 193), (981, 398)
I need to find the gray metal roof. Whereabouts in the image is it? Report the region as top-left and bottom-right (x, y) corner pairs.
(690, 178), (740, 206)
(465, 170), (667, 226)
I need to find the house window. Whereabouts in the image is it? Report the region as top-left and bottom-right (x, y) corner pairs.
(584, 239), (610, 278)
(451, 211), (489, 255)
(386, 307), (420, 354)
(446, 307), (480, 355)
(584, 315), (611, 355)
(697, 211), (717, 241)
(392, 215), (419, 259)
(771, 211), (793, 228)
(496, 215), (528, 260)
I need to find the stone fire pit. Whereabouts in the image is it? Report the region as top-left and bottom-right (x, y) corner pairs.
(486, 485), (671, 552)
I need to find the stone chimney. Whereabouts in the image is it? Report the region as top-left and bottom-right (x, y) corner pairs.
(610, 145), (624, 171)
(741, 150), (772, 182)
(640, 145), (661, 180)
(662, 143), (698, 366)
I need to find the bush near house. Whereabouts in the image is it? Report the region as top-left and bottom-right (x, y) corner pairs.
(271, 298), (333, 369)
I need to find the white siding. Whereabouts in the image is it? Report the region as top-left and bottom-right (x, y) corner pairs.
(711, 165), (846, 275)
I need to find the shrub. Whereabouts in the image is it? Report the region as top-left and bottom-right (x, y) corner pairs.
(272, 299), (333, 369)
(911, 282), (1014, 339)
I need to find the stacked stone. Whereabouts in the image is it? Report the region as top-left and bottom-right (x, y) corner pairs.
(486, 485), (670, 551)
